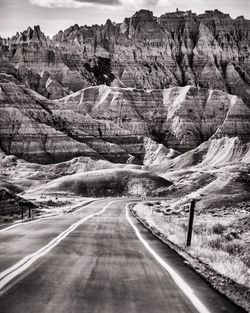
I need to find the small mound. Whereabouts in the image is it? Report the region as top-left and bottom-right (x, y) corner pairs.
(32, 169), (172, 197)
(0, 181), (23, 194)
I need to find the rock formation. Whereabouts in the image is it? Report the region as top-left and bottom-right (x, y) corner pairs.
(0, 70), (249, 164)
(0, 9), (249, 105)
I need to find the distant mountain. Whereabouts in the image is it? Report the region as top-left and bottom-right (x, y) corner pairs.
(0, 9), (250, 105)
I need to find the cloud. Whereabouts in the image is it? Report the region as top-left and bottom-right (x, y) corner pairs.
(29, 0), (161, 9)
(75, 0), (121, 4)
(29, 0), (121, 8)
(29, 0), (83, 8)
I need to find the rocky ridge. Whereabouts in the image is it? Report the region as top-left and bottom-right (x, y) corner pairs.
(0, 9), (250, 105)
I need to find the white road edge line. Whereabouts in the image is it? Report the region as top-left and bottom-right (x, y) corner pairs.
(0, 200), (115, 291)
(0, 199), (100, 234)
(126, 203), (211, 313)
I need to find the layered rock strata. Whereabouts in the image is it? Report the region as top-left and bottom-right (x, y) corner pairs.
(1, 70), (249, 164)
(55, 84), (250, 152)
(0, 9), (249, 104)
(0, 75), (141, 163)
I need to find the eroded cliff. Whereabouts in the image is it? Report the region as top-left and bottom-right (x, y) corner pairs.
(0, 9), (249, 105)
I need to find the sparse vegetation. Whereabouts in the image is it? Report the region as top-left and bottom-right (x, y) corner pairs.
(134, 202), (250, 288)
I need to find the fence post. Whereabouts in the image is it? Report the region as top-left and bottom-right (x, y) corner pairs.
(29, 208), (31, 219)
(21, 206), (24, 220)
(186, 199), (195, 247)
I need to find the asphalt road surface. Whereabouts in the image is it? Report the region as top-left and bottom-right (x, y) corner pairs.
(0, 199), (246, 313)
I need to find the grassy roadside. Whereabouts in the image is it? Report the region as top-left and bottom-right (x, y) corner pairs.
(134, 201), (250, 287)
(132, 201), (250, 311)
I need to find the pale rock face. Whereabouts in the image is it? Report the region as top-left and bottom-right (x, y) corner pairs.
(152, 136), (250, 173)
(0, 9), (249, 105)
(143, 137), (181, 166)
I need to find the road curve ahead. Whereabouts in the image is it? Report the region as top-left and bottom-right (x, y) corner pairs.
(0, 199), (246, 313)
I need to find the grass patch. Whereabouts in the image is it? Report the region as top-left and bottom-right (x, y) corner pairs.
(134, 202), (250, 287)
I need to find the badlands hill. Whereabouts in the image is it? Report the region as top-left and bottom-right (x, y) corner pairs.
(0, 72), (249, 164)
(30, 169), (172, 197)
(0, 9), (250, 105)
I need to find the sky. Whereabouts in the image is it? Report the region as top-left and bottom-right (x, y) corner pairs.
(0, 0), (249, 38)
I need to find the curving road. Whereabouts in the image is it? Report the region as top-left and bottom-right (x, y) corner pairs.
(0, 199), (246, 313)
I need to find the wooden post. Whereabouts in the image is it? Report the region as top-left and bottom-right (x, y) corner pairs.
(186, 199), (195, 247)
(21, 206), (24, 220)
(29, 207), (31, 219)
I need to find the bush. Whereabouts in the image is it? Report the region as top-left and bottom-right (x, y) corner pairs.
(207, 236), (223, 250)
(212, 223), (226, 234)
(180, 222), (188, 231)
(224, 231), (239, 241)
(222, 240), (245, 256)
(146, 202), (154, 206)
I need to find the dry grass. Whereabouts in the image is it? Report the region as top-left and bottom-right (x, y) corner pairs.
(135, 203), (250, 287)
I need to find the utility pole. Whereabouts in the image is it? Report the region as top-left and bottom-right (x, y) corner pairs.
(186, 199), (195, 247)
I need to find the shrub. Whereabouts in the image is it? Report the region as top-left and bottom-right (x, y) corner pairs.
(222, 240), (245, 256)
(181, 222), (188, 231)
(212, 223), (227, 234)
(224, 231), (239, 241)
(207, 236), (223, 250)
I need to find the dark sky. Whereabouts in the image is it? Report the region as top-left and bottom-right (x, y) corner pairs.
(0, 0), (249, 38)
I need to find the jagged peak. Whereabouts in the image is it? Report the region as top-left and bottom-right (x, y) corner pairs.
(131, 9), (154, 23)
(2, 9), (250, 41)
(33, 25), (43, 34)
(198, 9), (231, 19)
(6, 25), (47, 44)
(133, 9), (153, 17)
(236, 15), (246, 20)
(106, 19), (113, 25)
(73, 24), (79, 31)
(160, 9), (197, 18)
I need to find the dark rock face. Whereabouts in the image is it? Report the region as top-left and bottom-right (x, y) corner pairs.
(0, 9), (250, 104)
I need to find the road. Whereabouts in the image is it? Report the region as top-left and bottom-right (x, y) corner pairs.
(0, 198), (246, 313)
